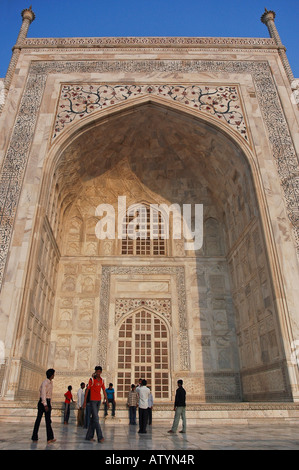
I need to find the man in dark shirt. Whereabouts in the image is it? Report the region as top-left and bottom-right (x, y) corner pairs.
(168, 380), (186, 434)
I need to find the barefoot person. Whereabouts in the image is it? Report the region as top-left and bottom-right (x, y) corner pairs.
(137, 379), (151, 434)
(83, 366), (109, 443)
(31, 369), (56, 444)
(168, 379), (186, 434)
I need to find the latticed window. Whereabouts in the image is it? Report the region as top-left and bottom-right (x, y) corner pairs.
(117, 310), (170, 401)
(121, 205), (166, 255)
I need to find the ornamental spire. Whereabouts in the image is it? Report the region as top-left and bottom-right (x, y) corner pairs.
(261, 8), (294, 84)
(0, 6), (36, 112)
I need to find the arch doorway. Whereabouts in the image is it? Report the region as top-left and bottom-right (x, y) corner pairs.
(117, 309), (170, 401)
(13, 101), (292, 403)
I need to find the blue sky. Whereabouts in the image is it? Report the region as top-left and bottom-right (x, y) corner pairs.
(0, 0), (298, 78)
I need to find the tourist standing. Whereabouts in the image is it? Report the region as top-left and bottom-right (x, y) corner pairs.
(31, 369), (56, 444)
(84, 381), (91, 429)
(104, 383), (116, 418)
(64, 385), (73, 424)
(148, 388), (154, 425)
(137, 379), (151, 434)
(77, 382), (85, 426)
(127, 384), (138, 425)
(168, 379), (186, 434)
(83, 366), (108, 443)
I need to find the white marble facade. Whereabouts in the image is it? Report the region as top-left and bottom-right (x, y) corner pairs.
(0, 9), (299, 405)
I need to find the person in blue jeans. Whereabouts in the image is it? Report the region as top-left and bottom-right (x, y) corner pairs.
(83, 382), (91, 429)
(104, 383), (116, 418)
(83, 366), (109, 443)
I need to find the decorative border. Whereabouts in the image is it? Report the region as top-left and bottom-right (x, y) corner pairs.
(53, 83), (248, 142)
(0, 59), (298, 293)
(115, 298), (172, 325)
(99, 266), (189, 370)
(23, 37), (276, 48)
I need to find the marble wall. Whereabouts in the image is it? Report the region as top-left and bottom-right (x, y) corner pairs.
(19, 104), (288, 402)
(0, 37), (299, 403)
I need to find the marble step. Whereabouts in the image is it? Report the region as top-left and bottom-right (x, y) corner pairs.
(1, 401), (299, 424)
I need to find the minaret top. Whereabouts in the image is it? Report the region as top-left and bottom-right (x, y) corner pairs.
(260, 7), (282, 45)
(261, 8), (276, 24)
(21, 5), (36, 23)
(260, 8), (295, 85)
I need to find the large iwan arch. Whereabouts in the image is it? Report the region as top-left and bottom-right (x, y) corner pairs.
(6, 99), (293, 404)
(1, 10), (299, 418)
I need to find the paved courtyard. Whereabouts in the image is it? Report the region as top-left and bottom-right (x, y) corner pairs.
(1, 419), (299, 452)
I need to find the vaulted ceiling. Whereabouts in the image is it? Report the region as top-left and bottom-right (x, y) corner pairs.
(48, 103), (257, 250)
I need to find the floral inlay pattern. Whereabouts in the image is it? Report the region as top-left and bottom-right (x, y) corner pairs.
(1, 58), (298, 293)
(53, 84), (248, 141)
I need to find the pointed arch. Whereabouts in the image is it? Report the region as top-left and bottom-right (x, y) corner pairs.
(22, 92), (293, 403)
(117, 308), (171, 401)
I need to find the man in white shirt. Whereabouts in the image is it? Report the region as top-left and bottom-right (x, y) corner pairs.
(137, 379), (151, 434)
(77, 382), (85, 426)
(31, 369), (56, 444)
(148, 389), (154, 425)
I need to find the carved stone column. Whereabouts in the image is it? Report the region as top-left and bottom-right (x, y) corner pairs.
(0, 7), (35, 112)
(261, 8), (295, 84)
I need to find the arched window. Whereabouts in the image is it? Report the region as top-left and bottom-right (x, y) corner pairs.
(117, 309), (170, 401)
(121, 204), (166, 256)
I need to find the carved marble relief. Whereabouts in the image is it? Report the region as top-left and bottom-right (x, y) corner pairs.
(22, 218), (59, 369)
(115, 298), (172, 324)
(50, 260), (99, 374)
(99, 266), (190, 371)
(1, 54), (297, 402)
(0, 59), (298, 296)
(227, 216), (289, 399)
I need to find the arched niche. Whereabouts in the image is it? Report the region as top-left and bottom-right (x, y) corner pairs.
(18, 100), (291, 402)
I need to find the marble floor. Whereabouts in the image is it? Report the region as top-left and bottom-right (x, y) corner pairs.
(1, 418), (299, 452)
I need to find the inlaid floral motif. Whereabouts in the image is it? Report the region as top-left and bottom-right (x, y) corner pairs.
(53, 84), (248, 141)
(0, 59), (298, 292)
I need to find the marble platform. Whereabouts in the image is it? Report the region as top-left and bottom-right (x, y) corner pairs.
(0, 419), (299, 451)
(1, 401), (299, 425)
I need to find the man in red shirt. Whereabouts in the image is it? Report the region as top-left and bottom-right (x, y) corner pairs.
(83, 366), (109, 443)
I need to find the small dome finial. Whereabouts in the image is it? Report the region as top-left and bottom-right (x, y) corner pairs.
(21, 6), (36, 23)
(261, 8), (276, 24)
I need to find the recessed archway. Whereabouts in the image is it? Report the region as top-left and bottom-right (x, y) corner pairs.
(21, 100), (291, 402)
(117, 308), (171, 401)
